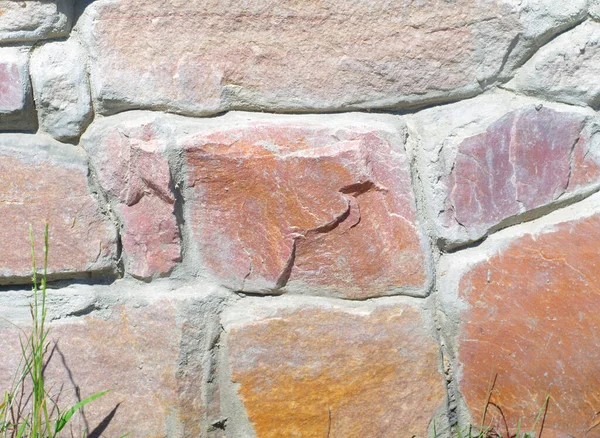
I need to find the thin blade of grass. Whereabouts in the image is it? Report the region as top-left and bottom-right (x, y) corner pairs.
(54, 390), (110, 434)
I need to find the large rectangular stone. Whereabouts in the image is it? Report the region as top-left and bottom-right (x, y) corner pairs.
(79, 0), (586, 115)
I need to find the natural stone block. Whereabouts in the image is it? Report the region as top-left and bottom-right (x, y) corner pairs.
(0, 135), (117, 284)
(0, 287), (229, 437)
(30, 39), (92, 141)
(409, 92), (600, 248)
(0, 1), (72, 42)
(0, 47), (36, 131)
(443, 199), (600, 436)
(221, 297), (445, 437)
(82, 116), (180, 280)
(183, 114), (430, 298)
(79, 0), (586, 115)
(506, 21), (600, 108)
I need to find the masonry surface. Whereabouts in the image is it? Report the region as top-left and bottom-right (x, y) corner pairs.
(1, 1), (600, 437)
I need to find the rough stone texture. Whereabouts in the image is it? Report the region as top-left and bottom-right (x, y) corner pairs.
(30, 39), (92, 141)
(0, 46), (36, 131)
(409, 92), (600, 248)
(0, 287), (230, 438)
(591, 0), (600, 21)
(79, 0), (587, 115)
(0, 135), (117, 283)
(0, 1), (72, 43)
(451, 209), (600, 436)
(82, 117), (180, 280)
(183, 114), (429, 298)
(222, 298), (445, 438)
(506, 21), (600, 108)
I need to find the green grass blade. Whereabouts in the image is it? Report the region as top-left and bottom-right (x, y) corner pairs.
(15, 420), (27, 438)
(54, 390), (110, 433)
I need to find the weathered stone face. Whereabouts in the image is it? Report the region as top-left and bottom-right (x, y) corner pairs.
(82, 117), (180, 279)
(0, 1), (72, 43)
(445, 106), (588, 238)
(456, 212), (600, 435)
(411, 95), (600, 248)
(30, 39), (92, 141)
(223, 299), (445, 437)
(184, 118), (428, 298)
(507, 21), (600, 109)
(0, 136), (117, 283)
(80, 0), (530, 114)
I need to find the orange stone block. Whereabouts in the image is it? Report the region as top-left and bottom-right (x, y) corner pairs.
(225, 302), (445, 437)
(184, 121), (428, 298)
(457, 213), (600, 435)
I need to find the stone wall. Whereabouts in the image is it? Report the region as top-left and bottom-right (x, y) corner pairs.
(0, 1), (599, 436)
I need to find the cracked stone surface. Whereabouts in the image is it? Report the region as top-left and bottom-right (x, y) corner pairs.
(0, 135), (117, 283)
(455, 211), (600, 436)
(0, 0), (72, 43)
(506, 20), (600, 108)
(82, 117), (181, 280)
(183, 115), (429, 299)
(222, 298), (445, 437)
(410, 93), (600, 248)
(78, 0), (587, 115)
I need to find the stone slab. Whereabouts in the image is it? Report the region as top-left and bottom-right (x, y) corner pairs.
(506, 21), (600, 108)
(182, 114), (429, 298)
(79, 0), (587, 115)
(0, 135), (117, 283)
(30, 39), (92, 141)
(408, 92), (600, 248)
(221, 297), (445, 437)
(0, 287), (229, 437)
(438, 193), (600, 436)
(0, 46), (36, 131)
(82, 115), (180, 280)
(0, 1), (72, 43)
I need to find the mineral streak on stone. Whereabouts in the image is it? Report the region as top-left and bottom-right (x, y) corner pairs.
(443, 106), (595, 243)
(224, 300), (445, 437)
(80, 0), (532, 115)
(82, 119), (181, 279)
(184, 118), (428, 299)
(0, 1), (72, 43)
(456, 212), (600, 435)
(0, 135), (117, 283)
(506, 21), (600, 108)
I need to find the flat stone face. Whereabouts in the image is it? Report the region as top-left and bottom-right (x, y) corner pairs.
(456, 212), (600, 435)
(81, 0), (528, 114)
(507, 21), (600, 108)
(0, 293), (227, 437)
(0, 1), (72, 42)
(82, 117), (181, 279)
(410, 95), (600, 248)
(0, 136), (117, 283)
(30, 40), (92, 141)
(184, 118), (428, 298)
(224, 300), (445, 437)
